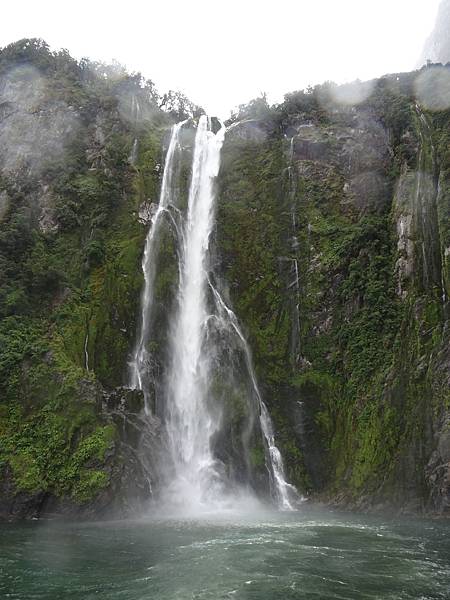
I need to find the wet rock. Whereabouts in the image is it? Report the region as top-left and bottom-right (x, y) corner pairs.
(138, 200), (155, 225)
(292, 136), (330, 162)
(426, 411), (450, 515)
(0, 189), (9, 219)
(0, 67), (79, 176)
(225, 119), (272, 143)
(104, 387), (145, 414)
(347, 171), (390, 214)
(37, 185), (59, 233)
(0, 465), (47, 521)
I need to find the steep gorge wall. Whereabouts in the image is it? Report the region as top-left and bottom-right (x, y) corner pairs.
(0, 40), (183, 519)
(0, 40), (449, 519)
(216, 73), (450, 514)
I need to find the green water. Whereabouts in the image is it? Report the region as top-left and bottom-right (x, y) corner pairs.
(1, 507), (449, 599)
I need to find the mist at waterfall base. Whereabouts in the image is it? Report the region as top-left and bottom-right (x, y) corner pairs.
(129, 116), (298, 517)
(2, 509), (450, 600)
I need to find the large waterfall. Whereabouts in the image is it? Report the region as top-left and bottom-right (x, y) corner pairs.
(131, 116), (298, 512)
(164, 116), (226, 508)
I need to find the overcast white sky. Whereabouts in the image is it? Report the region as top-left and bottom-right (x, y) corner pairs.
(1, 0), (441, 116)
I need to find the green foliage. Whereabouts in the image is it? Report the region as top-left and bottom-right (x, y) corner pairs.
(72, 470), (109, 503)
(0, 40), (175, 505)
(291, 370), (337, 397)
(0, 361), (116, 499)
(249, 445), (265, 468)
(0, 317), (47, 385)
(1, 41), (449, 512)
(217, 137), (293, 386)
(218, 73), (450, 506)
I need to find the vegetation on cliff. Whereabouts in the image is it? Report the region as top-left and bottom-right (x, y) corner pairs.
(0, 39), (449, 517)
(217, 71), (450, 512)
(0, 39), (198, 515)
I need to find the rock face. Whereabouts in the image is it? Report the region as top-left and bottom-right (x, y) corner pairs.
(419, 0), (450, 66)
(0, 41), (449, 519)
(216, 72), (450, 515)
(0, 64), (79, 176)
(0, 387), (155, 521)
(0, 40), (173, 521)
(427, 412), (450, 514)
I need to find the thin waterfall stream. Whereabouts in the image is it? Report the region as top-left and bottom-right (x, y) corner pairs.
(130, 116), (298, 512)
(129, 120), (186, 410)
(210, 282), (300, 509)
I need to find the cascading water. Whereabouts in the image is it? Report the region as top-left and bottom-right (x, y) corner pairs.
(210, 284), (300, 510)
(129, 120), (186, 411)
(132, 115), (298, 512)
(163, 116), (226, 509)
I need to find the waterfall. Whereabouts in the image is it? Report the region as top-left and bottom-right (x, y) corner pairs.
(84, 330), (89, 372)
(210, 284), (299, 510)
(163, 116), (226, 509)
(129, 120), (186, 411)
(132, 116), (298, 512)
(129, 138), (139, 166)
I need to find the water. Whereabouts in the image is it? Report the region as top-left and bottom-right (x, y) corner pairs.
(210, 283), (299, 509)
(130, 116), (296, 512)
(413, 104), (446, 304)
(164, 116), (226, 509)
(1, 509), (449, 599)
(129, 120), (186, 409)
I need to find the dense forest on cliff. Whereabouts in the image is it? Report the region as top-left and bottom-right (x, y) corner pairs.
(0, 39), (449, 519)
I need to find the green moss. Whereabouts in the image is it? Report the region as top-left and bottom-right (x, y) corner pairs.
(281, 439), (311, 491)
(217, 137), (293, 385)
(9, 452), (42, 493)
(249, 445), (265, 468)
(71, 424), (116, 464)
(218, 83), (450, 506)
(1, 389), (116, 499)
(72, 470), (109, 503)
(291, 370), (336, 392)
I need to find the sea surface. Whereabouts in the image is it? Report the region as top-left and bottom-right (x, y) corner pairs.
(1, 506), (449, 599)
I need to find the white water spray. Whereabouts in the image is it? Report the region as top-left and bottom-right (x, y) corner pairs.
(132, 117), (299, 512)
(163, 116), (226, 509)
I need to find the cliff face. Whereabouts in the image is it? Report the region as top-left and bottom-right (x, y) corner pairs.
(0, 40), (449, 519)
(216, 75), (450, 515)
(419, 0), (450, 66)
(0, 39), (181, 519)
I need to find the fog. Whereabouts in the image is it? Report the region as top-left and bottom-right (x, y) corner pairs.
(1, 0), (442, 117)
(0, 65), (79, 176)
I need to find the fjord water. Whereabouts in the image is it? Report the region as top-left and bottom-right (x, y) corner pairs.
(1, 509), (449, 599)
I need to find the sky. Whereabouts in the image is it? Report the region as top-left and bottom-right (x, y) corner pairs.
(1, 0), (442, 117)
